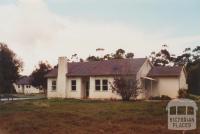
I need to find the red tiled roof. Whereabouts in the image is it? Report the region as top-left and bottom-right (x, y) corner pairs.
(45, 58), (147, 78)
(147, 66), (183, 77)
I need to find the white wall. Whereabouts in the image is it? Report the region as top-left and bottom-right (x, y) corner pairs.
(47, 77), (83, 99)
(155, 77), (179, 98)
(89, 76), (121, 99)
(14, 84), (40, 94)
(47, 78), (61, 98)
(66, 77), (82, 99)
(147, 68), (188, 99)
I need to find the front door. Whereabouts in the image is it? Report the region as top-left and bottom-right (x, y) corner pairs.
(86, 81), (89, 98)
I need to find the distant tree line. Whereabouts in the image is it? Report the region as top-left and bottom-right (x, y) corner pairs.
(86, 49), (134, 61)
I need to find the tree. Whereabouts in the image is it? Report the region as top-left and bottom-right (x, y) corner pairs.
(103, 54), (112, 60)
(86, 55), (101, 61)
(0, 43), (23, 94)
(149, 44), (176, 66)
(125, 52), (134, 59)
(86, 48), (134, 61)
(31, 61), (52, 95)
(111, 76), (138, 101)
(175, 46), (200, 95)
(175, 47), (192, 66)
(112, 49), (126, 59)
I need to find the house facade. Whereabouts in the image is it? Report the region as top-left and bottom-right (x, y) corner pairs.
(45, 57), (188, 99)
(14, 76), (41, 94)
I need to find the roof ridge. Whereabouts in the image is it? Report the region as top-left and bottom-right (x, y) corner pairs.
(69, 58), (147, 64)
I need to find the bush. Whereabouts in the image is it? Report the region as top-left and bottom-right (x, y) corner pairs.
(178, 89), (189, 98)
(111, 77), (138, 101)
(161, 95), (171, 100)
(149, 95), (171, 100)
(187, 94), (200, 100)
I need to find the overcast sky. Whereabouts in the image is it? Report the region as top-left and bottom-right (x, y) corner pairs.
(0, 0), (200, 75)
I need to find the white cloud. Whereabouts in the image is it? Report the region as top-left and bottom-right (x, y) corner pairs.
(0, 0), (199, 74)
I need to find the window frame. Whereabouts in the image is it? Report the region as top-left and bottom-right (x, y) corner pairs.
(71, 80), (77, 91)
(102, 80), (108, 91)
(95, 80), (101, 91)
(51, 80), (57, 91)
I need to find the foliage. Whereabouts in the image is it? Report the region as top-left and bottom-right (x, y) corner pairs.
(149, 95), (171, 100)
(86, 55), (101, 61)
(175, 46), (200, 95)
(149, 44), (176, 66)
(31, 61), (52, 94)
(0, 43), (23, 94)
(178, 89), (189, 98)
(111, 76), (138, 101)
(187, 94), (200, 101)
(86, 48), (134, 61)
(125, 52), (134, 59)
(112, 49), (126, 59)
(175, 47), (192, 66)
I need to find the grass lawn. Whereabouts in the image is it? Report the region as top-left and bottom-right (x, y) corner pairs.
(0, 99), (200, 134)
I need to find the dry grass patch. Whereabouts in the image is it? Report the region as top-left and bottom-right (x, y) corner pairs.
(0, 99), (200, 134)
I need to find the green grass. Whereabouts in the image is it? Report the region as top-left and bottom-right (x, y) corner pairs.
(0, 99), (200, 134)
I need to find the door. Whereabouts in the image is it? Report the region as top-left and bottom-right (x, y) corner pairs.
(22, 85), (25, 94)
(86, 81), (89, 98)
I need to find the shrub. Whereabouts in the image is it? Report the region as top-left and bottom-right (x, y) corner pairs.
(187, 94), (200, 100)
(111, 76), (138, 101)
(178, 89), (189, 98)
(149, 95), (171, 100)
(161, 95), (171, 100)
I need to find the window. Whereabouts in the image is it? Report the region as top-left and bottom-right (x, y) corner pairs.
(95, 80), (101, 91)
(102, 80), (108, 91)
(52, 80), (56, 91)
(18, 85), (20, 88)
(71, 80), (76, 91)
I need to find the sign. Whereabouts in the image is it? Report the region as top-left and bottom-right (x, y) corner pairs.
(166, 99), (198, 131)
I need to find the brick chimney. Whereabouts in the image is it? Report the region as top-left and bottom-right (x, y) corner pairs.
(56, 57), (68, 98)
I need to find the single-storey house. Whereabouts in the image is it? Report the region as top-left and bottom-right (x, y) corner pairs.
(14, 76), (41, 94)
(45, 57), (187, 99)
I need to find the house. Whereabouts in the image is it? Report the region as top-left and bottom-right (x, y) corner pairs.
(45, 57), (188, 99)
(146, 66), (188, 98)
(14, 76), (41, 94)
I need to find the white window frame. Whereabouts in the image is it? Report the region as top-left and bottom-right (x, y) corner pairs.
(102, 79), (108, 91)
(71, 80), (77, 91)
(51, 80), (57, 91)
(95, 79), (101, 91)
